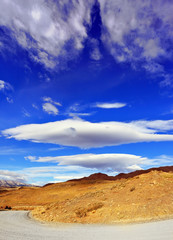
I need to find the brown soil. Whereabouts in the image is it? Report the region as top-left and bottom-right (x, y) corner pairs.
(0, 166), (173, 224)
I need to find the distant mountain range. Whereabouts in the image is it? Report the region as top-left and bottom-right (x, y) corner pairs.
(0, 180), (32, 188)
(1, 165), (173, 188)
(67, 165), (173, 182)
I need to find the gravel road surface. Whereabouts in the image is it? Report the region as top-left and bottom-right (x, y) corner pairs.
(0, 211), (172, 240)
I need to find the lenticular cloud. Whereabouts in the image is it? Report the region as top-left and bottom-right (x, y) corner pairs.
(2, 119), (173, 148)
(26, 153), (146, 172)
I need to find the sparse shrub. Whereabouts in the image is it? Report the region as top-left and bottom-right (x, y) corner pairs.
(75, 208), (87, 218)
(75, 202), (104, 218)
(5, 205), (12, 210)
(87, 202), (104, 212)
(130, 187), (135, 192)
(111, 185), (117, 190)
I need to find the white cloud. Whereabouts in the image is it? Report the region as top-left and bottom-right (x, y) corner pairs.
(53, 175), (81, 180)
(42, 97), (62, 115)
(42, 97), (61, 106)
(0, 80), (13, 91)
(22, 108), (30, 117)
(143, 39), (164, 59)
(23, 153), (173, 184)
(146, 155), (173, 166)
(89, 39), (102, 61)
(47, 147), (65, 151)
(0, 146), (30, 155)
(42, 96), (61, 115)
(23, 165), (90, 175)
(95, 102), (126, 109)
(0, 170), (26, 182)
(0, 80), (6, 90)
(2, 153), (173, 185)
(127, 164), (142, 171)
(0, 0), (172, 84)
(0, 166), (92, 185)
(160, 74), (173, 88)
(66, 103), (92, 118)
(25, 156), (36, 161)
(68, 103), (81, 112)
(26, 153), (147, 172)
(22, 165), (95, 184)
(42, 102), (58, 115)
(0, 0), (93, 69)
(3, 118), (173, 149)
(53, 175), (85, 182)
(129, 120), (173, 133)
(143, 62), (164, 74)
(0, 0), (172, 88)
(68, 112), (91, 118)
(99, 0), (173, 74)
(32, 103), (38, 109)
(6, 97), (13, 104)
(90, 47), (102, 61)
(0, 80), (14, 103)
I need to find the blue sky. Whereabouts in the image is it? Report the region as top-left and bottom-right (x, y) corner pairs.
(0, 0), (173, 185)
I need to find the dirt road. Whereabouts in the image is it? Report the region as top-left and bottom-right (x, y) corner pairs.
(0, 211), (172, 240)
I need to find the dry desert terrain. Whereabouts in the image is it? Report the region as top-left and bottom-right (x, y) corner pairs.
(0, 166), (173, 224)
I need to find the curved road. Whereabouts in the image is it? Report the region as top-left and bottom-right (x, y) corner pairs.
(0, 211), (173, 240)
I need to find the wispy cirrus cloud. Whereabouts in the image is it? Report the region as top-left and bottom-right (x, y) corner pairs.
(99, 0), (173, 65)
(6, 97), (13, 104)
(0, 146), (30, 155)
(0, 80), (14, 103)
(0, 80), (12, 91)
(0, 80), (13, 92)
(66, 103), (92, 118)
(3, 118), (173, 149)
(89, 39), (102, 61)
(42, 97), (61, 106)
(99, 0), (173, 86)
(67, 101), (126, 118)
(22, 108), (31, 117)
(0, 0), (93, 69)
(32, 104), (39, 110)
(0, 0), (172, 81)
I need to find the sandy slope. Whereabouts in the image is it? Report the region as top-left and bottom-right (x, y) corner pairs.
(32, 170), (173, 224)
(0, 211), (173, 240)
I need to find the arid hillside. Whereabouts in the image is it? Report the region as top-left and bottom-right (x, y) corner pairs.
(0, 166), (173, 224)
